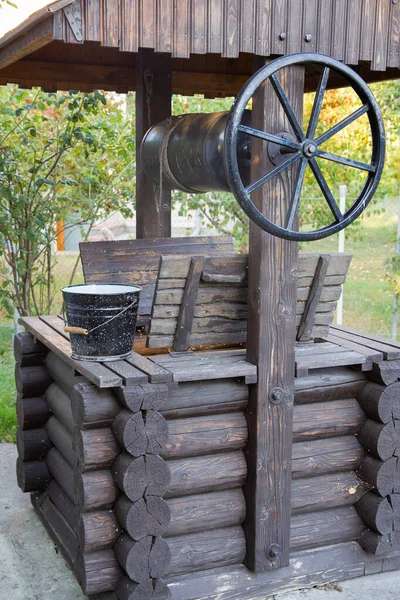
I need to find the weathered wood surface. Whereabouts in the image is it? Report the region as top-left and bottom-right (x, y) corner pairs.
(77, 510), (121, 553)
(115, 494), (171, 541)
(162, 413), (247, 459)
(81, 236), (234, 322)
(150, 351), (257, 384)
(359, 528), (400, 555)
(355, 492), (400, 535)
(173, 257), (204, 352)
(358, 455), (400, 496)
(292, 436), (364, 479)
(166, 527), (246, 576)
(357, 382), (400, 423)
(45, 383), (75, 433)
(291, 471), (370, 514)
(77, 427), (121, 471)
(330, 325), (400, 361)
(115, 534), (171, 582)
(113, 409), (168, 457)
(297, 254), (331, 342)
(16, 427), (52, 462)
(15, 364), (52, 398)
(294, 367), (366, 404)
(14, 331), (47, 361)
(20, 317), (123, 388)
(166, 489), (246, 537)
(358, 419), (400, 461)
(17, 395), (51, 430)
(44, 350), (86, 394)
(161, 379), (248, 419)
(290, 506), (365, 552)
(16, 457), (51, 492)
(367, 360), (400, 386)
(148, 252), (350, 350)
(165, 451), (247, 499)
(116, 384), (170, 413)
(72, 382), (121, 429)
(46, 416), (75, 467)
(114, 577), (170, 600)
(113, 452), (171, 503)
(77, 549), (123, 594)
(292, 399), (365, 441)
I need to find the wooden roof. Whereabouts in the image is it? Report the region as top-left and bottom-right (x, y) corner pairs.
(0, 0), (399, 96)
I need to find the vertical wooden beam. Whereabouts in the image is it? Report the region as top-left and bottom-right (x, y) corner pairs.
(136, 49), (172, 239)
(244, 58), (304, 572)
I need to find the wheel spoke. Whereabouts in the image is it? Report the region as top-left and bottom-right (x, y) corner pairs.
(309, 158), (343, 223)
(238, 124), (300, 150)
(315, 103), (370, 146)
(285, 159), (307, 230)
(245, 152), (301, 194)
(306, 67), (330, 139)
(270, 73), (305, 141)
(316, 149), (376, 172)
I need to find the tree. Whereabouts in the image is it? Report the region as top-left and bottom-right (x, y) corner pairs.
(0, 87), (135, 318)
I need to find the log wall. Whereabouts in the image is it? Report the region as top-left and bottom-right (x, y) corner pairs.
(355, 363), (400, 554)
(15, 331), (386, 599)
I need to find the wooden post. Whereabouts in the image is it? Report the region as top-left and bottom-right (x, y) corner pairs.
(244, 59), (304, 571)
(136, 49), (172, 239)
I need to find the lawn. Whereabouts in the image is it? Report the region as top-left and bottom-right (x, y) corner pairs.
(0, 197), (398, 442)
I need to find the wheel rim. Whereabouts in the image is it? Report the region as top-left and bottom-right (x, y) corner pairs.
(224, 53), (386, 242)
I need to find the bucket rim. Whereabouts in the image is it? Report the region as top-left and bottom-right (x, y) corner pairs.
(61, 283), (142, 295)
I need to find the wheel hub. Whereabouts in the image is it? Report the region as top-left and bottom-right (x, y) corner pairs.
(302, 139), (318, 157)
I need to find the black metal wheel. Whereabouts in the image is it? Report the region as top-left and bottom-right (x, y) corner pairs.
(224, 53), (386, 241)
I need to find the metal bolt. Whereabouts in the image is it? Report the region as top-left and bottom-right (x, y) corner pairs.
(267, 543), (281, 561)
(270, 387), (285, 404)
(279, 32), (286, 41)
(304, 33), (312, 43)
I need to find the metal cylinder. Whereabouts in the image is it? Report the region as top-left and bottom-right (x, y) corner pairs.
(141, 110), (252, 193)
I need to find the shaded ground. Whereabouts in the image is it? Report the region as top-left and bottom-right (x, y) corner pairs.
(2, 444), (400, 600)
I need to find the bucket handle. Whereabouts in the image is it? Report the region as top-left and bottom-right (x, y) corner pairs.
(62, 297), (138, 336)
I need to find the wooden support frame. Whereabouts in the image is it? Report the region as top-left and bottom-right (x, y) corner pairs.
(135, 48), (172, 239)
(173, 257), (204, 352)
(244, 59), (305, 572)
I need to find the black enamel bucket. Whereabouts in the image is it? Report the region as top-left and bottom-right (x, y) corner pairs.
(61, 284), (141, 362)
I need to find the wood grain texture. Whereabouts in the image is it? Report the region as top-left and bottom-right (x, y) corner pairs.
(292, 435), (365, 478)
(17, 396), (51, 430)
(114, 534), (171, 582)
(173, 257), (204, 351)
(243, 59), (304, 571)
(358, 455), (400, 496)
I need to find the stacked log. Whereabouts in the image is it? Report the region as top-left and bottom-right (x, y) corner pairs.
(288, 367), (369, 552)
(111, 383), (172, 598)
(28, 351), (123, 595)
(355, 370), (400, 554)
(15, 333), (52, 493)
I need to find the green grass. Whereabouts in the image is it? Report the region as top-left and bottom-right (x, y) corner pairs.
(0, 325), (17, 443)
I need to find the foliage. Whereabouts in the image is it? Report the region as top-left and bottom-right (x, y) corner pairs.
(0, 1), (17, 8)
(0, 87), (135, 318)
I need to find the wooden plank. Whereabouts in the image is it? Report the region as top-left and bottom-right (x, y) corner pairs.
(136, 49), (172, 239)
(330, 325), (400, 360)
(255, 0), (271, 56)
(388, 0), (400, 68)
(208, 0), (223, 54)
(191, 0), (208, 54)
(103, 0), (120, 47)
(302, 0), (317, 53)
(331, 0), (347, 61)
(223, 0), (240, 58)
(20, 317), (122, 388)
(0, 18), (54, 71)
(139, 0), (156, 48)
(243, 59), (304, 572)
(297, 255), (331, 342)
(345, 0), (362, 65)
(173, 258), (204, 352)
(286, 0), (303, 55)
(239, 0), (255, 53)
(316, 0), (333, 55)
(325, 333), (383, 363)
(85, 0), (102, 41)
(292, 436), (365, 479)
(173, 0), (190, 57)
(360, 0), (377, 61)
(157, 0), (173, 53)
(121, 0), (138, 52)
(296, 349), (367, 375)
(103, 360), (148, 385)
(125, 351), (173, 383)
(270, 0), (288, 55)
(372, 0), (391, 71)
(150, 352), (257, 383)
